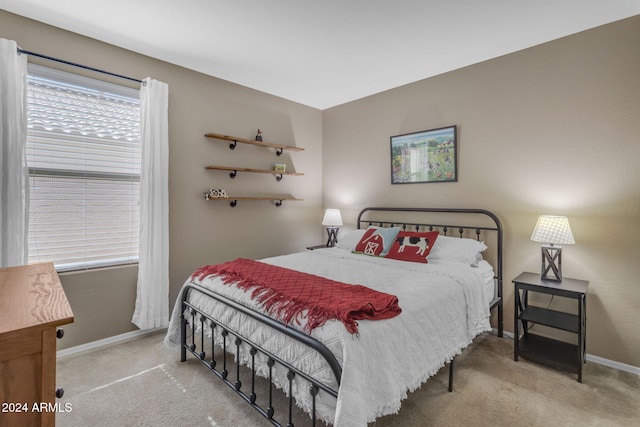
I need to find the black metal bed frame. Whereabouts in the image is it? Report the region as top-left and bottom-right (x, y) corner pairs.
(357, 207), (504, 337)
(179, 207), (504, 426)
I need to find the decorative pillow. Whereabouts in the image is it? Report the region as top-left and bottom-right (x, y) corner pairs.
(427, 235), (487, 266)
(353, 226), (401, 256)
(385, 231), (439, 263)
(336, 229), (368, 251)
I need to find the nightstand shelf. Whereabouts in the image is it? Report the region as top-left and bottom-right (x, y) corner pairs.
(517, 334), (579, 373)
(513, 272), (589, 382)
(519, 306), (579, 333)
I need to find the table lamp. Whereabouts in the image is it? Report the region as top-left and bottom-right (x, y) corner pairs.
(530, 215), (575, 281)
(322, 209), (343, 247)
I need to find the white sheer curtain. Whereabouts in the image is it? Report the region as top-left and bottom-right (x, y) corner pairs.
(0, 39), (29, 268)
(132, 78), (169, 329)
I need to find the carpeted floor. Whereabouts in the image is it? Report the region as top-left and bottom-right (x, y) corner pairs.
(55, 331), (639, 427)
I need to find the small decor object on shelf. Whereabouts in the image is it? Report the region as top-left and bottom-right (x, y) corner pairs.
(322, 208), (343, 247)
(530, 215), (575, 281)
(274, 163), (286, 173)
(204, 188), (229, 200)
(255, 129), (263, 141)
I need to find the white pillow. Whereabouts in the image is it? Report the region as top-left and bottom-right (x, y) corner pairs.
(335, 229), (368, 251)
(428, 235), (487, 266)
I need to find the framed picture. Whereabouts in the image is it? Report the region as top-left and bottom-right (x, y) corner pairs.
(390, 125), (457, 184)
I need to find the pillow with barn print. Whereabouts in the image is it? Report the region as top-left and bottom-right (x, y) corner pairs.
(385, 231), (440, 263)
(336, 229), (368, 251)
(353, 226), (401, 256)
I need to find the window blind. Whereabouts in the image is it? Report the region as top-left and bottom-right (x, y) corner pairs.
(26, 64), (141, 272)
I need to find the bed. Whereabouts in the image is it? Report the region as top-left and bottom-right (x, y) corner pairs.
(164, 207), (503, 426)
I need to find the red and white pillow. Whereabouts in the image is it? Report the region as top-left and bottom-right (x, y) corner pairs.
(353, 226), (401, 256)
(385, 231), (440, 263)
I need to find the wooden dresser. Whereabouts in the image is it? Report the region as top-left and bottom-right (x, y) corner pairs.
(0, 262), (74, 427)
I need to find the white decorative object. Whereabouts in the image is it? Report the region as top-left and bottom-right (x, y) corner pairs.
(204, 188), (229, 200)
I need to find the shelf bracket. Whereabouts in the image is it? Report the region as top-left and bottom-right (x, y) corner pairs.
(275, 147), (283, 156)
(229, 140), (237, 150)
(230, 200), (238, 207)
(275, 174), (283, 182)
(229, 170), (237, 179)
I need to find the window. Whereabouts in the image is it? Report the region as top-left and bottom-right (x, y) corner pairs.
(26, 64), (141, 272)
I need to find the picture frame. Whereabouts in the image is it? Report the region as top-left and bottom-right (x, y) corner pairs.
(390, 125), (457, 184)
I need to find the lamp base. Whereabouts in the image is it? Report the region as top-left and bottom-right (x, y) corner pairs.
(541, 245), (562, 281)
(325, 227), (339, 247)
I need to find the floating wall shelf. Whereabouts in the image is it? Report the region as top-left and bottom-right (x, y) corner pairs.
(203, 131), (303, 206)
(205, 165), (303, 181)
(205, 132), (304, 156)
(205, 196), (303, 207)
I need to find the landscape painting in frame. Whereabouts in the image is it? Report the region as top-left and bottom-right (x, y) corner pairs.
(391, 125), (457, 184)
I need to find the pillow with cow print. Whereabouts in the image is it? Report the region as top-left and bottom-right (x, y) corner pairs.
(353, 226), (401, 256)
(384, 231), (440, 263)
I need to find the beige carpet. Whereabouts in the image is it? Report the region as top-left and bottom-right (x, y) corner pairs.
(55, 331), (639, 427)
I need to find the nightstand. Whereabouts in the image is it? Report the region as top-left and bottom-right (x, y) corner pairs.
(306, 244), (329, 250)
(513, 272), (588, 382)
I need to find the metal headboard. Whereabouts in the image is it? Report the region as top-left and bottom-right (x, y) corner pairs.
(357, 207), (503, 337)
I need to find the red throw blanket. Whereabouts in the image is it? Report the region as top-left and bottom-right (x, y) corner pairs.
(192, 258), (401, 335)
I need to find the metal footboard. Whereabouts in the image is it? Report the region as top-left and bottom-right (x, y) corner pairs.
(180, 282), (342, 426)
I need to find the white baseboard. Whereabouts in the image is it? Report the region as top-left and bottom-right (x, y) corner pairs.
(57, 327), (166, 358)
(59, 327), (639, 377)
(585, 354), (640, 376)
(492, 328), (640, 376)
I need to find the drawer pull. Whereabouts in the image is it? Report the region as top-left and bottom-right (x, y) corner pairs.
(56, 387), (64, 398)
(56, 328), (65, 339)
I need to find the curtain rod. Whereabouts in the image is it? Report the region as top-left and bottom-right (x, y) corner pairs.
(17, 48), (143, 84)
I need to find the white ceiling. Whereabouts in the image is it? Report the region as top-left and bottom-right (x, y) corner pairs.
(2, 1), (639, 109)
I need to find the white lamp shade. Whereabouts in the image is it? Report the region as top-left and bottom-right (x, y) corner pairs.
(531, 215), (575, 245)
(322, 209), (343, 226)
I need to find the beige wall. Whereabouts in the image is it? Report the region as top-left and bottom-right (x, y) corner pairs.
(2, 9), (639, 368)
(323, 16), (640, 367)
(0, 10), (324, 349)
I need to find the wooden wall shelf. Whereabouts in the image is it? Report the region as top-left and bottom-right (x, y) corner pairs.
(203, 131), (303, 206)
(205, 165), (303, 181)
(206, 196), (303, 207)
(205, 132), (304, 156)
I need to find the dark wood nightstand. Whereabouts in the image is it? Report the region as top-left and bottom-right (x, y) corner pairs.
(513, 272), (589, 382)
(306, 244), (329, 250)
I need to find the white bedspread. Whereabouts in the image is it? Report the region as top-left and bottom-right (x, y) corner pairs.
(165, 248), (492, 426)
